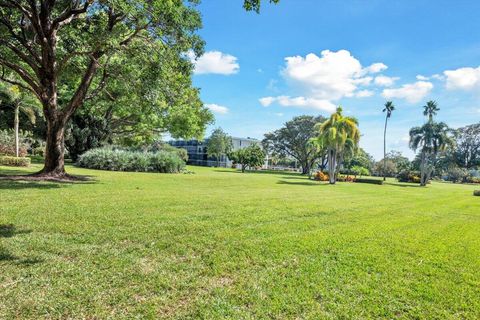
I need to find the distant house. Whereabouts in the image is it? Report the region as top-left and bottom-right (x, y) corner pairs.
(169, 137), (260, 167)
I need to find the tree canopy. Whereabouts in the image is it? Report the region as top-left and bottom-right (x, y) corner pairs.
(263, 115), (327, 174)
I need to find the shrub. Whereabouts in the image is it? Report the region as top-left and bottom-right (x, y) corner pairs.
(0, 156), (30, 167)
(0, 130), (30, 157)
(337, 174), (355, 182)
(474, 190), (480, 197)
(313, 171), (329, 181)
(443, 167), (470, 183)
(76, 147), (185, 173)
(133, 141), (189, 162)
(397, 170), (421, 183)
(354, 178), (384, 185)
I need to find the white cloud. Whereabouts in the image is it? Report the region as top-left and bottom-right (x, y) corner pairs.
(431, 74), (445, 80)
(374, 75), (399, 87)
(364, 62), (388, 74)
(259, 97), (276, 107)
(444, 66), (480, 90)
(275, 113), (284, 117)
(382, 81), (433, 103)
(189, 51), (239, 75)
(282, 50), (386, 100)
(416, 75), (429, 81)
(205, 103), (229, 114)
(356, 90), (374, 98)
(259, 96), (336, 112)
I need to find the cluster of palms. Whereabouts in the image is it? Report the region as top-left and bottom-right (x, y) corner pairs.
(383, 100), (453, 186)
(313, 100), (453, 186)
(311, 107), (360, 184)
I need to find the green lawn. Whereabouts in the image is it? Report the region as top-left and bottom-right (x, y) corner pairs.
(1, 164), (479, 319)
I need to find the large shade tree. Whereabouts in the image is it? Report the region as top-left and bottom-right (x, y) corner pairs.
(262, 115), (327, 174)
(314, 107), (360, 184)
(0, 0), (213, 178)
(453, 123), (480, 169)
(0, 0), (277, 178)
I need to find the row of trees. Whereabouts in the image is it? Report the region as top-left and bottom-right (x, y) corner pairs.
(262, 102), (478, 185)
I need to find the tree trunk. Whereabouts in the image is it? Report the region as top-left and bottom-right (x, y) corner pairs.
(14, 104), (19, 157)
(241, 164), (246, 173)
(301, 160), (310, 175)
(38, 117), (67, 177)
(328, 149), (336, 184)
(383, 116), (388, 181)
(420, 151), (427, 186)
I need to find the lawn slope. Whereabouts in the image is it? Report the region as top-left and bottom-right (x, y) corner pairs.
(1, 164), (479, 319)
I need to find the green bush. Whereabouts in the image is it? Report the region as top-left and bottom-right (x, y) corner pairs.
(474, 190), (480, 196)
(354, 178), (384, 185)
(76, 147), (185, 173)
(397, 170), (421, 183)
(0, 156), (31, 167)
(0, 130), (30, 157)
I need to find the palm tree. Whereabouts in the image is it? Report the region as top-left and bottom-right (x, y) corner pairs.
(409, 121), (453, 186)
(0, 85), (37, 157)
(314, 107), (360, 184)
(382, 101), (395, 181)
(423, 100), (439, 122)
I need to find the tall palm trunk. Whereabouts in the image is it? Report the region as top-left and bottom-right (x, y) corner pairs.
(328, 148), (337, 184)
(420, 151), (428, 186)
(14, 104), (19, 158)
(383, 115), (388, 181)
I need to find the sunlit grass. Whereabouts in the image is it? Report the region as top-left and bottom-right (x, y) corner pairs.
(1, 164), (479, 319)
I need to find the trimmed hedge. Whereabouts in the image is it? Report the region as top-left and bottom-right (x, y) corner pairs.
(474, 190), (480, 197)
(354, 178), (384, 185)
(0, 156), (31, 167)
(76, 147), (185, 173)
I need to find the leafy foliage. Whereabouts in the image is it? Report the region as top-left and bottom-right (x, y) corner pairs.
(453, 123), (480, 169)
(206, 128), (233, 166)
(0, 155), (30, 167)
(313, 107), (360, 184)
(76, 147), (185, 173)
(65, 113), (111, 161)
(229, 143), (265, 172)
(0, 129), (30, 157)
(263, 115), (327, 174)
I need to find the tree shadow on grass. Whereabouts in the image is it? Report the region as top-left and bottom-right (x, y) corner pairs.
(0, 224), (32, 238)
(0, 180), (64, 190)
(214, 169), (303, 176)
(0, 174), (97, 190)
(277, 180), (329, 187)
(384, 182), (423, 188)
(0, 225), (43, 266)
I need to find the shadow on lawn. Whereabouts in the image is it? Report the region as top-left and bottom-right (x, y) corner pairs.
(214, 169), (303, 176)
(0, 224), (32, 238)
(0, 167), (97, 190)
(385, 182), (423, 188)
(0, 225), (43, 266)
(277, 179), (328, 187)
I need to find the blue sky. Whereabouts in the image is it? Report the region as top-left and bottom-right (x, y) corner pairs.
(189, 0), (480, 159)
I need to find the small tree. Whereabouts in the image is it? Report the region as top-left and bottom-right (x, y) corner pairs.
(229, 144), (265, 173)
(351, 165), (369, 178)
(206, 128), (233, 167)
(0, 84), (37, 157)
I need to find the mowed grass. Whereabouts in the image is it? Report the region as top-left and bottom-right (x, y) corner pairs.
(0, 164), (479, 319)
